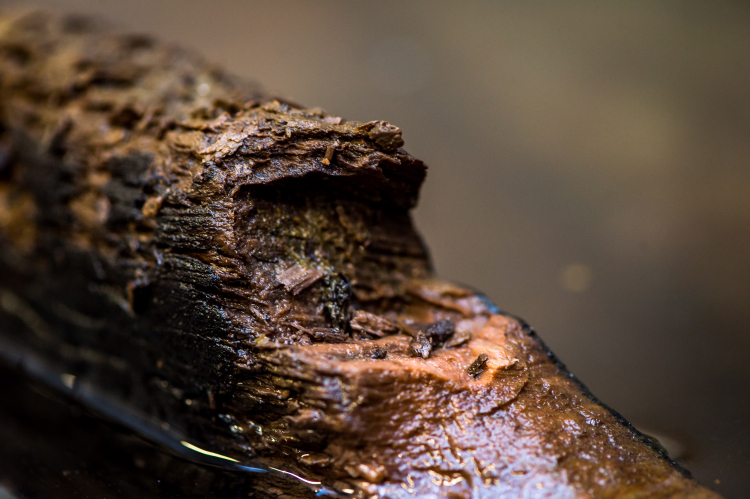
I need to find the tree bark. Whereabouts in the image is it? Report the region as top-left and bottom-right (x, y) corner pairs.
(0, 11), (720, 499)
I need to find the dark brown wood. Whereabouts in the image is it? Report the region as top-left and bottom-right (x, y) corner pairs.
(0, 11), (720, 498)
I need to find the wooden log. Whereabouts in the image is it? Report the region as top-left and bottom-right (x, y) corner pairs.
(0, 11), (720, 498)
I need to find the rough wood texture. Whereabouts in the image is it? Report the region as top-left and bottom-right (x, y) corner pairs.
(0, 11), (720, 499)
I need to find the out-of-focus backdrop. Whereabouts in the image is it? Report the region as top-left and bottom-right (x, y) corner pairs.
(3, 1), (749, 497)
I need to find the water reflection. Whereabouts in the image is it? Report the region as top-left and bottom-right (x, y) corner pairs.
(0, 362), (345, 498)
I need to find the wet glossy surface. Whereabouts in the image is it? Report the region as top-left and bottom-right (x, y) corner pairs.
(0, 313), (715, 499)
(0, 359), (358, 498)
(0, 363), (252, 498)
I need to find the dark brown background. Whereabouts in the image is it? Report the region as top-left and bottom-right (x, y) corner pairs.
(2, 1), (749, 497)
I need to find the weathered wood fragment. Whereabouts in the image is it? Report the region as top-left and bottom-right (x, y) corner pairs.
(0, 11), (721, 498)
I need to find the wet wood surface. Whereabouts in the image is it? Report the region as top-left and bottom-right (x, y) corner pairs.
(0, 11), (724, 499)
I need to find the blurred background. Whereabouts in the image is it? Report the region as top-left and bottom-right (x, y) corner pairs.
(2, 1), (749, 497)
